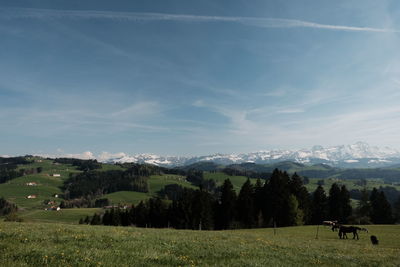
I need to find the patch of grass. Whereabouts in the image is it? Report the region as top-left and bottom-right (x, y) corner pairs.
(18, 208), (102, 224)
(103, 191), (150, 205)
(148, 175), (195, 195)
(0, 223), (398, 266)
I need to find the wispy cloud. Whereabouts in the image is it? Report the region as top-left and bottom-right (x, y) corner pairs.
(276, 108), (305, 114)
(111, 101), (161, 117)
(0, 7), (397, 33)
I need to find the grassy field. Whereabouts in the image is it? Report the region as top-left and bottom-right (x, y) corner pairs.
(102, 191), (150, 205)
(148, 174), (196, 194)
(0, 222), (398, 266)
(18, 208), (102, 224)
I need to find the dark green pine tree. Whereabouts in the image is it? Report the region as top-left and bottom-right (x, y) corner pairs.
(134, 201), (148, 227)
(236, 179), (255, 228)
(215, 179), (237, 229)
(287, 194), (304, 226)
(370, 188), (393, 224)
(102, 210), (111, 225)
(148, 198), (167, 228)
(83, 215), (90, 224)
(263, 169), (291, 226)
(357, 187), (371, 218)
(168, 188), (196, 229)
(90, 213), (102, 225)
(328, 183), (341, 221)
(339, 185), (352, 223)
(110, 208), (121, 226)
(393, 195), (400, 223)
(310, 185), (328, 225)
(253, 178), (265, 228)
(191, 189), (214, 230)
(289, 173), (310, 224)
(175, 188), (195, 229)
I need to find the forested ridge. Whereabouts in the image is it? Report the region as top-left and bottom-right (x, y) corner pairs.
(82, 169), (400, 229)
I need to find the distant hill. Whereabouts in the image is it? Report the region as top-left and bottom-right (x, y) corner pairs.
(179, 161), (223, 172)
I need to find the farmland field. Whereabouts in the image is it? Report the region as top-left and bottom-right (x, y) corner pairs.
(0, 222), (398, 266)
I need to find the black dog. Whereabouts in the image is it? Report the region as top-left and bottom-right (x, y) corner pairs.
(370, 235), (379, 245)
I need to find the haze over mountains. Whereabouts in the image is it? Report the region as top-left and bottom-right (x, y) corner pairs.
(95, 142), (400, 168)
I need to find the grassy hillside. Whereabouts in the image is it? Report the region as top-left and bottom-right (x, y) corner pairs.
(0, 222), (398, 266)
(0, 159), (71, 210)
(148, 174), (195, 195)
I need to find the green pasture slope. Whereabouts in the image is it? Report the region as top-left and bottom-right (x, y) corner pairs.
(101, 174), (196, 205)
(0, 222), (398, 266)
(0, 159), (70, 210)
(0, 159), (110, 223)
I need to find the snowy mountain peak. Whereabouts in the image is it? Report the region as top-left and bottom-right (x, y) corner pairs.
(96, 142), (400, 168)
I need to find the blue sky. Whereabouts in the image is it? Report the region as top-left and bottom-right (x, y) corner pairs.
(1, 0), (400, 157)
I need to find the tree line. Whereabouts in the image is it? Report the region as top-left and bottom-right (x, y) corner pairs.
(54, 158), (102, 171)
(63, 167), (151, 199)
(81, 169), (398, 229)
(0, 156), (31, 184)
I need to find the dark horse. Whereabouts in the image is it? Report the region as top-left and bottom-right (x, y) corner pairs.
(338, 226), (362, 240)
(331, 224), (341, 232)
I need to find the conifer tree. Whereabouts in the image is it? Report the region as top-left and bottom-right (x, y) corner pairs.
(90, 213), (101, 225)
(253, 178), (264, 227)
(215, 179), (237, 229)
(328, 183), (341, 221)
(102, 210), (111, 225)
(110, 208), (121, 226)
(310, 185), (328, 224)
(236, 178), (255, 228)
(393, 195), (400, 223)
(191, 189), (214, 230)
(263, 169), (291, 226)
(339, 185), (352, 223)
(357, 187), (371, 218)
(289, 173), (311, 223)
(134, 201), (148, 227)
(83, 215), (90, 224)
(287, 194), (304, 226)
(370, 188), (393, 224)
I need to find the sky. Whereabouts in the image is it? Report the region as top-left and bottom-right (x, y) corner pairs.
(1, 0), (400, 157)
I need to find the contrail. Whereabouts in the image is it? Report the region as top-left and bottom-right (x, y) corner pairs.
(0, 7), (397, 33)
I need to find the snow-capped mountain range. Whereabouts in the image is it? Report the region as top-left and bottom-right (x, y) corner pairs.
(100, 142), (400, 168)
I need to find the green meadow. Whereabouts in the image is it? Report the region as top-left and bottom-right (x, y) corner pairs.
(0, 222), (398, 266)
